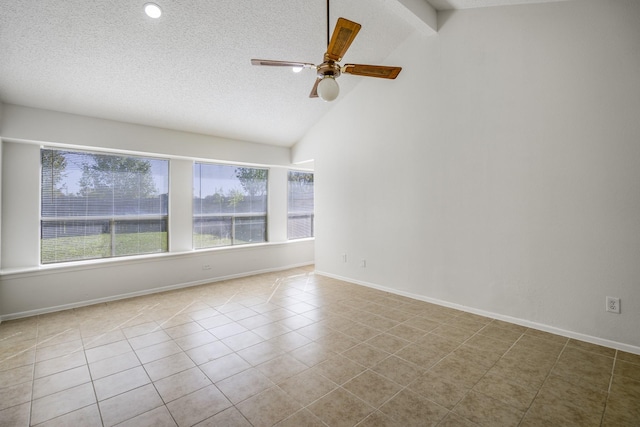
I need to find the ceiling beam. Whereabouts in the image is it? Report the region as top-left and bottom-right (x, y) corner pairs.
(386, 0), (438, 35)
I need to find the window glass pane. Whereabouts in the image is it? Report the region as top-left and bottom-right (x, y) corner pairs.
(288, 171), (314, 239)
(41, 149), (169, 263)
(114, 219), (168, 256)
(193, 163), (268, 248)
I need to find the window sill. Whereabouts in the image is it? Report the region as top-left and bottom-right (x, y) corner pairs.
(0, 238), (314, 279)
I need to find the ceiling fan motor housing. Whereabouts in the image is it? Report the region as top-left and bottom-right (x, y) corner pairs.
(318, 58), (341, 79)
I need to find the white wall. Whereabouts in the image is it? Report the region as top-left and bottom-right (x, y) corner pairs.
(0, 105), (314, 319)
(296, 0), (640, 351)
(0, 102), (3, 271)
(1, 142), (41, 268)
(1, 104), (292, 166)
(0, 243), (313, 318)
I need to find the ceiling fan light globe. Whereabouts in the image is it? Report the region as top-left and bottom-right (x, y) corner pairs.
(317, 76), (339, 102)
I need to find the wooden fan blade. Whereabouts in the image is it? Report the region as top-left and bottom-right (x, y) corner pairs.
(342, 64), (402, 79)
(309, 78), (320, 98)
(251, 59), (315, 68)
(325, 18), (361, 62)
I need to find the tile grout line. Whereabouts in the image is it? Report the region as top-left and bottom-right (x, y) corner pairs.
(69, 307), (156, 357)
(606, 349), (618, 395)
(31, 322), (80, 421)
(120, 304), (183, 427)
(181, 295), (268, 425)
(599, 349), (618, 427)
(28, 319), (41, 427)
(245, 287), (395, 424)
(120, 300), (197, 425)
(336, 313), (500, 424)
(357, 308), (464, 421)
(516, 337), (570, 426)
(440, 321), (528, 426)
(81, 332), (105, 427)
(30, 326), (92, 425)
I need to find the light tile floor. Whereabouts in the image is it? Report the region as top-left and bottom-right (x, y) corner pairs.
(1, 266), (639, 426)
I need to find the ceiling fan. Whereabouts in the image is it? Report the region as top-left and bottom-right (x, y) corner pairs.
(250, 2), (402, 102)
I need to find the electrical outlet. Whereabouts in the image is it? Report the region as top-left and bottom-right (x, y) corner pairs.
(342, 254), (347, 263)
(606, 296), (620, 314)
(360, 259), (366, 268)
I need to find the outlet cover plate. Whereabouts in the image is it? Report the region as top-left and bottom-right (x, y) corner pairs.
(606, 296), (620, 314)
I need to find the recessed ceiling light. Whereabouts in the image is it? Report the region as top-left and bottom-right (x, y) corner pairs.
(144, 3), (162, 19)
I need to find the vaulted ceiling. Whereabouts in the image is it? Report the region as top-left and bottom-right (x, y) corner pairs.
(0, 0), (571, 147)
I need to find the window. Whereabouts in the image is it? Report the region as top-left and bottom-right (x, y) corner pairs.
(288, 170), (314, 239)
(41, 149), (169, 264)
(193, 163), (267, 248)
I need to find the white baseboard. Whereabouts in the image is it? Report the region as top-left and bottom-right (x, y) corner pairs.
(317, 270), (640, 356)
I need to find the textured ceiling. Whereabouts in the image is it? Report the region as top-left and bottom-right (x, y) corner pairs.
(0, 0), (571, 147)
